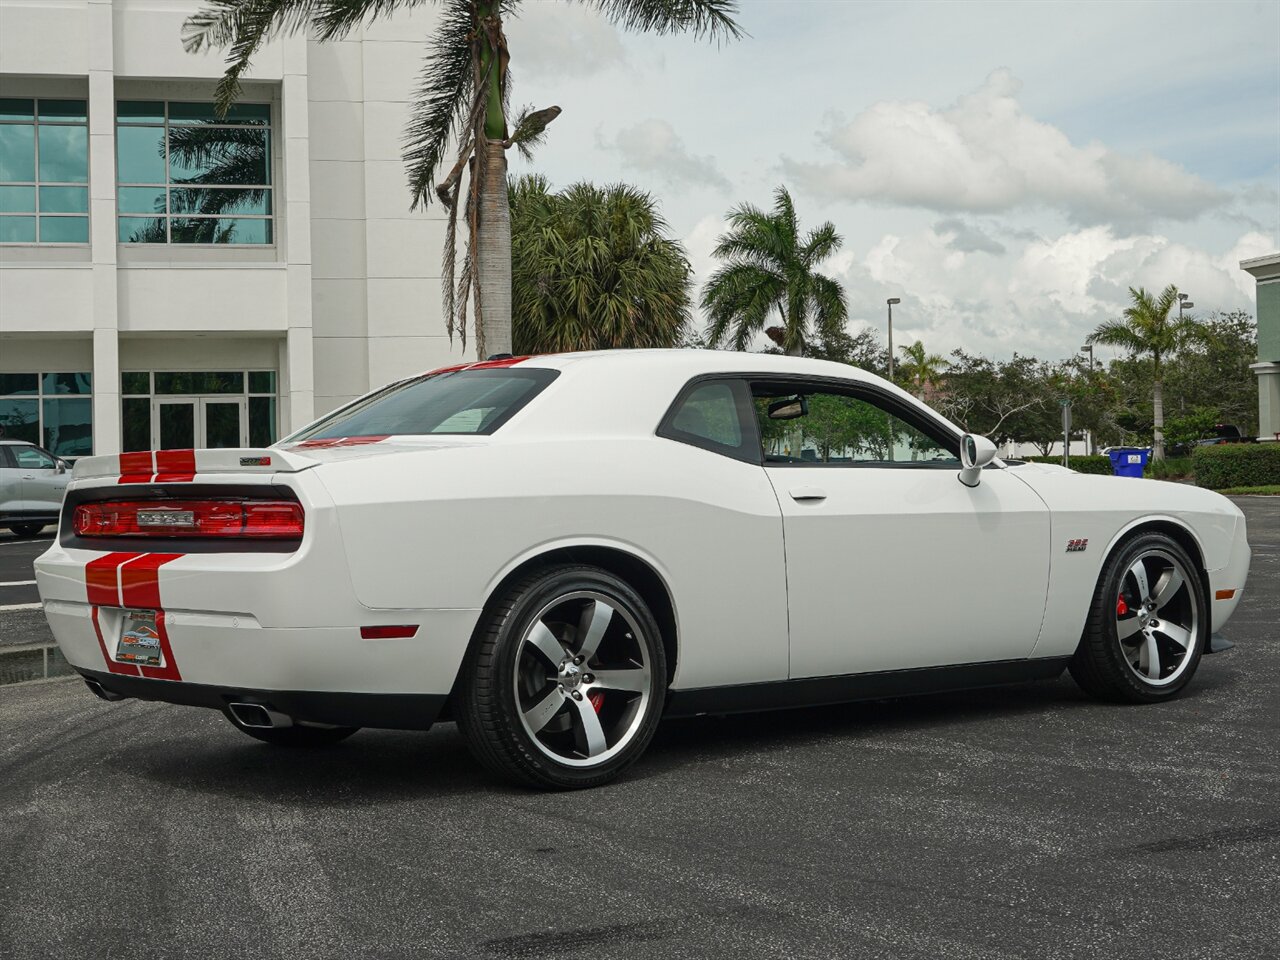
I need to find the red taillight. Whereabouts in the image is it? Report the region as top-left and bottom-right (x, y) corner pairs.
(73, 500), (304, 539)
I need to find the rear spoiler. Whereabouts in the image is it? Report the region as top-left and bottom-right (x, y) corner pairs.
(71, 447), (319, 483)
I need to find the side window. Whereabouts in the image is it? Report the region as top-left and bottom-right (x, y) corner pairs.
(0, 446), (14, 468)
(751, 382), (958, 466)
(659, 379), (759, 463)
(13, 445), (56, 469)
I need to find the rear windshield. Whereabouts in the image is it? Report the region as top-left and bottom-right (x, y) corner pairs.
(287, 368), (559, 442)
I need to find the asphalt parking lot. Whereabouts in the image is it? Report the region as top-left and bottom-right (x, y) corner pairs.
(1, 500), (1277, 960)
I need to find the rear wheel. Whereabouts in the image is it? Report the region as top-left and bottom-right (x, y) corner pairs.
(457, 565), (667, 790)
(1070, 531), (1206, 703)
(221, 710), (359, 747)
(8, 523), (45, 538)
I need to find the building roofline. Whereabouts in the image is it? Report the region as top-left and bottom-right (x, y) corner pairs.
(1240, 252), (1280, 279)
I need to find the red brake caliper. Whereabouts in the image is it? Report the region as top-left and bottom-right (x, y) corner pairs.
(1116, 594), (1129, 616)
(588, 691), (605, 714)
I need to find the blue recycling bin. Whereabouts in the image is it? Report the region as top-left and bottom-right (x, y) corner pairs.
(1108, 448), (1150, 478)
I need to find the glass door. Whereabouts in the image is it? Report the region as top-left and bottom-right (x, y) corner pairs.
(152, 398), (247, 449)
(201, 398), (246, 449)
(153, 399), (196, 450)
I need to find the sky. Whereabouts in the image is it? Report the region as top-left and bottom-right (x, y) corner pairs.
(499, 0), (1280, 362)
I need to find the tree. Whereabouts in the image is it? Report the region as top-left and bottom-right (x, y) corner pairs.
(184, 0), (741, 358)
(938, 350), (1050, 445)
(896, 340), (947, 400)
(1088, 285), (1213, 460)
(508, 175), (692, 354)
(701, 186), (848, 356)
(1164, 310), (1258, 436)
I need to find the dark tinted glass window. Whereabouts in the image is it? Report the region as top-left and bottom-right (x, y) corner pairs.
(658, 378), (758, 463)
(290, 369), (559, 442)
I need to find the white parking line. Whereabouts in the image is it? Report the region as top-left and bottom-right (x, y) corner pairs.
(0, 580), (37, 587)
(0, 538), (53, 548)
(0, 602), (42, 611)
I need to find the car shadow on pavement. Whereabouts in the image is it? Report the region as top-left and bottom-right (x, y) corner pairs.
(132, 717), (501, 803)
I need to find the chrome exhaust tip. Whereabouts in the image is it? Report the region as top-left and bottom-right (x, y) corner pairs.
(227, 702), (293, 729)
(84, 678), (126, 702)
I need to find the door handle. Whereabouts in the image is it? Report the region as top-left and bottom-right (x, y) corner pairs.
(21, 475), (35, 480)
(789, 486), (827, 502)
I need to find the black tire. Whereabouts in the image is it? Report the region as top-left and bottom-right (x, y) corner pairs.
(1069, 531), (1207, 703)
(456, 564), (668, 790)
(221, 710), (359, 747)
(8, 523), (45, 538)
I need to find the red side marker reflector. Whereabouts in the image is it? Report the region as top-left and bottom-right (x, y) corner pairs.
(360, 625), (419, 640)
(1215, 589), (1237, 601)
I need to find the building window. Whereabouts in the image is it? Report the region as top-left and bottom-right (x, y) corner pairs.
(121, 370), (278, 451)
(116, 101), (273, 245)
(0, 372), (93, 455)
(0, 99), (90, 244)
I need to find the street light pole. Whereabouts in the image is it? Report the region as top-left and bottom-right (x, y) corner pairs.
(886, 298), (900, 380)
(1079, 344), (1095, 454)
(1178, 292), (1194, 320)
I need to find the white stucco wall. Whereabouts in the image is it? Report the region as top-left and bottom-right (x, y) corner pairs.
(0, 0), (466, 455)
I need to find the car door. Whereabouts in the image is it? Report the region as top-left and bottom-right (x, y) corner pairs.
(0, 446), (23, 515)
(12, 444), (68, 514)
(751, 377), (1051, 678)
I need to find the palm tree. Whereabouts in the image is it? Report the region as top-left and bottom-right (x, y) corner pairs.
(1088, 284), (1212, 460)
(184, 0), (741, 359)
(701, 186), (848, 356)
(509, 175), (692, 354)
(896, 340), (947, 400)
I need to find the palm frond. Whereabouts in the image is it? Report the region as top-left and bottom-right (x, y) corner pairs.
(1088, 319), (1146, 353)
(504, 104), (562, 162)
(579, 0), (744, 41)
(404, 0), (476, 209)
(184, 0), (433, 116)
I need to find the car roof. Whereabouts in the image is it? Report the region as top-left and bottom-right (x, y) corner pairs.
(471, 349), (885, 384)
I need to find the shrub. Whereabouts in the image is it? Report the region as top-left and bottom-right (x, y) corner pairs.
(1149, 456), (1195, 480)
(1193, 444), (1280, 489)
(1026, 455), (1113, 475)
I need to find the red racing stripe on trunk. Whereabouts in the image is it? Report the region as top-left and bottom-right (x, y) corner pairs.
(138, 610), (182, 682)
(119, 553), (182, 609)
(85, 552), (142, 607)
(118, 451), (154, 484)
(153, 449), (196, 482)
(91, 606), (141, 677)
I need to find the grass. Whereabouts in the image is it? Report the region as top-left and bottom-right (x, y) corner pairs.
(1216, 485), (1280, 495)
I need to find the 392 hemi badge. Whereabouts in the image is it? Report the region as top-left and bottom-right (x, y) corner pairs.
(1066, 538), (1089, 553)
(240, 456), (272, 467)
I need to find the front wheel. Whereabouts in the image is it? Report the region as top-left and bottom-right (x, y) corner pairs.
(1070, 532), (1207, 703)
(221, 710), (359, 747)
(456, 565), (668, 790)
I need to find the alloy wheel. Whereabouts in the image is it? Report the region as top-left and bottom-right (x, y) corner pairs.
(514, 590), (653, 767)
(1114, 548), (1201, 687)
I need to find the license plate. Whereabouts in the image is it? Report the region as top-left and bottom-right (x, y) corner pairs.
(116, 610), (163, 667)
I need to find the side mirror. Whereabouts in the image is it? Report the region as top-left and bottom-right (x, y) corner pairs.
(55, 458), (69, 474)
(958, 434), (997, 487)
(768, 396), (808, 420)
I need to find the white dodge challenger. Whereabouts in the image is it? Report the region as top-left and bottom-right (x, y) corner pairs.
(35, 350), (1251, 789)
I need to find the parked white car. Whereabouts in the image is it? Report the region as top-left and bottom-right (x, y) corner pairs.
(0, 439), (72, 537)
(35, 351), (1251, 788)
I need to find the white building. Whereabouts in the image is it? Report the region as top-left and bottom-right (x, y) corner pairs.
(0, 0), (465, 458)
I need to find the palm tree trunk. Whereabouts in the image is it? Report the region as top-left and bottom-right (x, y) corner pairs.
(1152, 375), (1165, 461)
(476, 139), (512, 357)
(1152, 350), (1164, 461)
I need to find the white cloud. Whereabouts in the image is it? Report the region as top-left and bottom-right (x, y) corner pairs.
(604, 119), (730, 192)
(783, 70), (1228, 230)
(503, 4), (627, 80)
(816, 226), (1267, 361)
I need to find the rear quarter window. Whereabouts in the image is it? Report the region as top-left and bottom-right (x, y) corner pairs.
(288, 368), (559, 442)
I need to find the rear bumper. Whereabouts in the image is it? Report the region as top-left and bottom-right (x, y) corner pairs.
(77, 668), (447, 730)
(42, 599), (479, 699)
